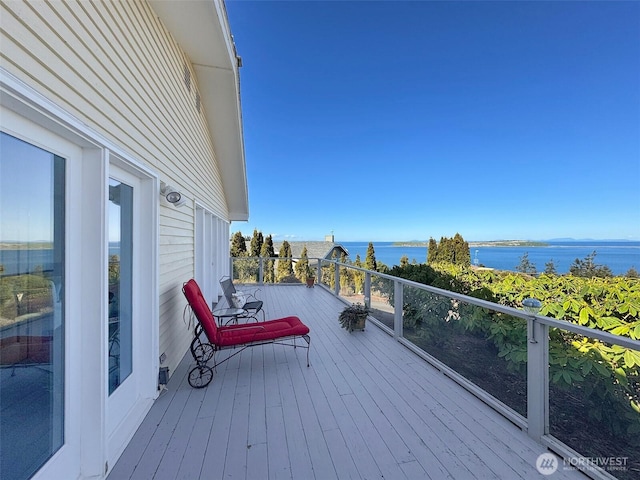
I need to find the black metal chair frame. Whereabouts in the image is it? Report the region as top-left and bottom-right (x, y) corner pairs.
(186, 320), (310, 388)
(219, 276), (265, 321)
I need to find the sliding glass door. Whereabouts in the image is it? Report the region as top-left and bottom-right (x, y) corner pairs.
(106, 163), (157, 462)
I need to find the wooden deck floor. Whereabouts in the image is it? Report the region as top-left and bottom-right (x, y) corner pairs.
(109, 285), (585, 480)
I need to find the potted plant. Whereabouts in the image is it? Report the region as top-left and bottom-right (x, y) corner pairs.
(338, 303), (369, 332)
(306, 264), (315, 288)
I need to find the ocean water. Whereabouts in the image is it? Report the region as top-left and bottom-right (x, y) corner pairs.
(0, 248), (55, 275)
(2, 241), (639, 276)
(0, 243), (121, 276)
(340, 241), (640, 276)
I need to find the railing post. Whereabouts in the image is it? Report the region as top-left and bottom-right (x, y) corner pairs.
(527, 316), (549, 441)
(364, 272), (371, 309)
(334, 262), (340, 296)
(394, 280), (403, 338)
(258, 257), (264, 285)
(229, 257), (234, 279)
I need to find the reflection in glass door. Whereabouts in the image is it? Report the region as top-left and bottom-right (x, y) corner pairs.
(108, 179), (133, 394)
(0, 132), (65, 480)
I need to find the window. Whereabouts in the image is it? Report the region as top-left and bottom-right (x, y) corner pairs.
(108, 179), (133, 394)
(0, 133), (65, 480)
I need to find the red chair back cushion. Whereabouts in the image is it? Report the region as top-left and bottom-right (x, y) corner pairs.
(183, 279), (218, 343)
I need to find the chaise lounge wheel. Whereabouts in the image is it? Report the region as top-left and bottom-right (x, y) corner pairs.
(188, 365), (214, 388)
(192, 342), (214, 363)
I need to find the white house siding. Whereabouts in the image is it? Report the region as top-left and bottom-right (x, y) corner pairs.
(1, 0), (232, 374)
(158, 204), (196, 375)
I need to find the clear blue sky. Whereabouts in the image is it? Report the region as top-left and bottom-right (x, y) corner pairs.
(226, 1), (640, 242)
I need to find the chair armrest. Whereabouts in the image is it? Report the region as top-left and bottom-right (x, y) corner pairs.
(245, 288), (261, 301)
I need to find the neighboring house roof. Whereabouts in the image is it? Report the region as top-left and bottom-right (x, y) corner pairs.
(149, 0), (248, 220)
(273, 241), (349, 261)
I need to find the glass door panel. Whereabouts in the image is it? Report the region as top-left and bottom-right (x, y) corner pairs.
(0, 132), (65, 480)
(108, 179), (133, 395)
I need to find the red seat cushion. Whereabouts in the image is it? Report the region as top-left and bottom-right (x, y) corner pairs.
(217, 316), (309, 346)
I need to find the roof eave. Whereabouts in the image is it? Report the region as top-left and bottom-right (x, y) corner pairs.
(149, 0), (248, 221)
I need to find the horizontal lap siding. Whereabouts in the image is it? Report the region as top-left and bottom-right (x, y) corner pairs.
(1, 0), (231, 374)
(158, 203), (195, 372)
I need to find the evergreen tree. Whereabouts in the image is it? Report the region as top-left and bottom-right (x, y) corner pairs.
(438, 236), (453, 263)
(625, 266), (639, 278)
(427, 238), (438, 264)
(365, 242), (377, 272)
(276, 240), (293, 281)
(261, 235), (276, 283)
(295, 246), (310, 281)
(544, 259), (557, 275)
(452, 233), (471, 266)
(353, 254), (364, 294)
(230, 231), (247, 257)
(249, 228), (264, 257)
(569, 251), (613, 278)
(263, 235), (275, 257)
(428, 234), (470, 266)
(515, 252), (537, 274)
(339, 251), (352, 292)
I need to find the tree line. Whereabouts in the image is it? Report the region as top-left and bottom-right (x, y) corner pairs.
(232, 229), (637, 279)
(230, 229), (383, 285)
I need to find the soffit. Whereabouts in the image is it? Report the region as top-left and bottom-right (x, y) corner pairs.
(149, 0), (248, 220)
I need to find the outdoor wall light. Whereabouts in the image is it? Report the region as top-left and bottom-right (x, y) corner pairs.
(160, 182), (187, 207)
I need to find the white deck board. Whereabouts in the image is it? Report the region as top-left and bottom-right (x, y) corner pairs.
(108, 285), (586, 480)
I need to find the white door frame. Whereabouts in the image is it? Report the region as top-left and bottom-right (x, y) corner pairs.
(1, 106), (86, 480)
(105, 159), (158, 469)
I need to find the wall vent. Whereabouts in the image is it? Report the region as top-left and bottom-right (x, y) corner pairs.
(183, 64), (191, 93)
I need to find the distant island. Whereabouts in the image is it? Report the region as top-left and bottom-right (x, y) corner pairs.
(0, 242), (53, 250)
(468, 240), (549, 247)
(393, 240), (549, 247)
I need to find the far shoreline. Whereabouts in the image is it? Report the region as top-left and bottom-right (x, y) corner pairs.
(392, 240), (549, 248)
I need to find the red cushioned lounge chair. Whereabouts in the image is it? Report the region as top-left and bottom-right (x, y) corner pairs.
(182, 279), (310, 388)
